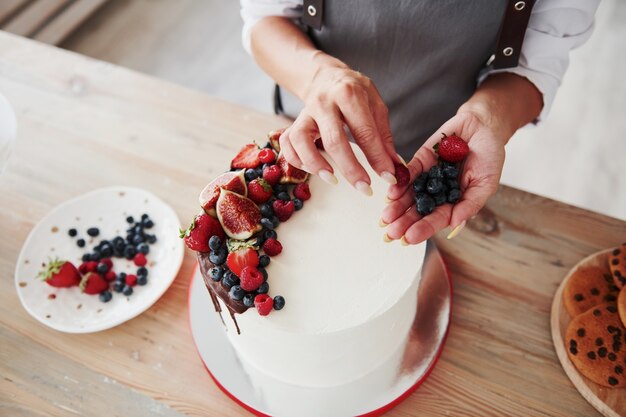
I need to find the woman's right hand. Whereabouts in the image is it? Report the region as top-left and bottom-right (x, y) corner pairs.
(279, 61), (401, 195)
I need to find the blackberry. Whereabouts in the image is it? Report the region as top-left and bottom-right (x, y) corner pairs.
(259, 203), (273, 217)
(209, 266), (225, 282)
(412, 172), (428, 193)
(87, 227), (100, 237)
(428, 165), (443, 179)
(99, 291), (113, 303)
(208, 235), (222, 251)
(258, 254), (270, 268)
(260, 218), (274, 230)
(209, 246), (227, 265)
(77, 238), (86, 248)
(229, 285), (245, 301)
(277, 191), (290, 201)
(243, 293), (255, 307)
(426, 178), (444, 194)
(273, 295), (285, 310)
(447, 188), (461, 203)
(68, 228), (77, 237)
(293, 198), (303, 211)
(416, 194), (436, 216)
(256, 281), (269, 294)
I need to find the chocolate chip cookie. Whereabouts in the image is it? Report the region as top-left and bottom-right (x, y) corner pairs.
(563, 265), (620, 317)
(609, 243), (626, 289)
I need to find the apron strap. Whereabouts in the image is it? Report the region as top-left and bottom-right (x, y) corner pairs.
(302, 0), (324, 30)
(489, 0), (536, 69)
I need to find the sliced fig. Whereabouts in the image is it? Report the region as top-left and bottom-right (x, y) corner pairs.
(216, 189), (262, 240)
(276, 152), (309, 184)
(199, 170), (247, 216)
(268, 129), (284, 152)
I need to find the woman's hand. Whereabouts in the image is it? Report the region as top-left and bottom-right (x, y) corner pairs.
(380, 109), (506, 243)
(279, 63), (400, 195)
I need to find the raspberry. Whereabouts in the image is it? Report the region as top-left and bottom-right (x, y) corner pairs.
(272, 200), (295, 222)
(104, 270), (117, 281)
(254, 294), (273, 316)
(258, 148), (276, 164)
(293, 183), (311, 201)
(394, 163), (410, 187)
(78, 262), (89, 274)
(263, 238), (283, 257)
(134, 253), (147, 267)
(85, 261), (98, 272)
(262, 165), (281, 186)
(240, 266), (264, 292)
(100, 258), (113, 269)
(125, 274), (138, 287)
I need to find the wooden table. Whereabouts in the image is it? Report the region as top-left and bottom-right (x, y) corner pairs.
(1, 32), (624, 417)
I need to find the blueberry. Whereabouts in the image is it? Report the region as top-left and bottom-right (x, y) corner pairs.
(209, 246), (227, 265)
(91, 251), (101, 262)
(229, 285), (245, 301)
(96, 263), (109, 274)
(442, 164), (459, 178)
(142, 219), (154, 229)
(259, 203), (273, 217)
(260, 217), (274, 230)
(112, 236), (125, 246)
(447, 188), (461, 203)
(118, 272), (127, 280)
(77, 238), (86, 248)
(122, 285), (133, 296)
(263, 229), (277, 241)
(416, 194), (436, 216)
(147, 234), (157, 244)
(426, 178), (444, 194)
(113, 246), (124, 257)
(87, 227), (100, 237)
(256, 281), (269, 294)
(433, 192), (447, 206)
(428, 166), (443, 179)
(273, 296), (285, 310)
(222, 271), (238, 289)
(412, 172), (428, 193)
(446, 178), (459, 189)
(258, 267), (268, 281)
(132, 234), (144, 245)
(274, 184), (287, 194)
(102, 246), (113, 258)
(68, 228), (77, 237)
(136, 243), (150, 255)
(256, 234), (266, 248)
(126, 216), (134, 224)
(277, 191), (290, 201)
(137, 275), (148, 286)
(209, 266), (224, 282)
(245, 168), (260, 181)
(243, 293), (255, 307)
(82, 253), (91, 262)
(141, 213), (149, 220)
(271, 216), (280, 229)
(258, 255), (270, 268)
(113, 281), (124, 293)
(99, 291), (112, 303)
(136, 267), (148, 278)
(208, 235), (222, 251)
(293, 198), (303, 211)
(123, 245), (136, 259)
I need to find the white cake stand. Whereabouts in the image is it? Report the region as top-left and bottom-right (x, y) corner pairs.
(187, 241), (452, 416)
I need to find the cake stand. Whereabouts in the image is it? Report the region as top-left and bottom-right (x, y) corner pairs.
(188, 241), (452, 416)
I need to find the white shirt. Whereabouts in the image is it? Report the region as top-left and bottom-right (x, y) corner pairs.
(240, 0), (599, 121)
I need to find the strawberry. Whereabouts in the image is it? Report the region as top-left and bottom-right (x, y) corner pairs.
(258, 148), (276, 164)
(134, 253), (147, 267)
(262, 165), (282, 186)
(226, 247), (259, 277)
(293, 183), (311, 201)
(394, 163), (410, 187)
(272, 200), (295, 222)
(254, 294), (273, 316)
(248, 178), (273, 204)
(263, 238), (283, 257)
(80, 272), (109, 294)
(180, 213), (225, 252)
(231, 143), (261, 169)
(434, 133), (469, 163)
(125, 274), (138, 287)
(38, 259), (80, 288)
(240, 266), (264, 292)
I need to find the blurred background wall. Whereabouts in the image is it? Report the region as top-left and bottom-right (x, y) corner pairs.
(60, 0), (625, 220)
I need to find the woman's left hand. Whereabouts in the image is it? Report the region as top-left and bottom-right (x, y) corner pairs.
(380, 109), (507, 244)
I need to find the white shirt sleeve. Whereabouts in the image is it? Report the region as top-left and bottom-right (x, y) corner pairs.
(479, 0), (600, 122)
(240, 0), (303, 53)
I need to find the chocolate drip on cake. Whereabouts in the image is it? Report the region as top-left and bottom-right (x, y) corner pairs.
(198, 252), (247, 334)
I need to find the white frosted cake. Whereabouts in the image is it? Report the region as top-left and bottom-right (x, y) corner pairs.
(187, 136), (425, 416)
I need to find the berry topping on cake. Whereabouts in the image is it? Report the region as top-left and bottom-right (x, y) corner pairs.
(394, 163), (410, 186)
(240, 266), (264, 292)
(38, 259), (80, 288)
(293, 183), (311, 201)
(434, 133), (469, 163)
(216, 190), (262, 240)
(262, 164), (282, 186)
(229, 285), (245, 301)
(180, 213), (226, 252)
(263, 238), (283, 257)
(276, 152), (309, 184)
(254, 294), (274, 316)
(272, 200), (295, 222)
(267, 129), (284, 152)
(248, 178), (273, 204)
(199, 170), (247, 216)
(80, 272), (109, 295)
(258, 148), (276, 164)
(231, 143), (261, 169)
(226, 245), (260, 277)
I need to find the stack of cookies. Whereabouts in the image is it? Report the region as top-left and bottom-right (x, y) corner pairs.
(564, 243), (626, 388)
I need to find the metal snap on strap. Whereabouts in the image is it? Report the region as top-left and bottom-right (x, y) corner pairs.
(502, 47), (514, 56)
(307, 5), (317, 16)
(514, 1), (526, 11)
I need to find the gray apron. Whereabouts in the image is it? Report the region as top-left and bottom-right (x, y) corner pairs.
(279, 0), (508, 160)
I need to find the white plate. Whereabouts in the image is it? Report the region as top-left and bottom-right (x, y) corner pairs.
(15, 186), (184, 333)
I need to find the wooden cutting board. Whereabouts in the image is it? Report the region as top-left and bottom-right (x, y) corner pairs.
(551, 249), (626, 417)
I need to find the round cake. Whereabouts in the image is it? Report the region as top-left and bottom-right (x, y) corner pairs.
(188, 134), (426, 416)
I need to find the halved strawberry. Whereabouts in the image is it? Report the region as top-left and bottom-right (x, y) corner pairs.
(80, 272), (109, 295)
(38, 259), (80, 288)
(226, 247), (259, 277)
(231, 143), (261, 169)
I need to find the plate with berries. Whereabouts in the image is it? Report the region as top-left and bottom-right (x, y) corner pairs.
(14, 186), (184, 333)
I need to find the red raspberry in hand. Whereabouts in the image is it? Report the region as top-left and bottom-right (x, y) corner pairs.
(263, 238), (283, 257)
(254, 294), (273, 316)
(293, 183), (311, 201)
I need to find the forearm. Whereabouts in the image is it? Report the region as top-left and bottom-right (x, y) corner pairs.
(250, 17), (346, 101)
(458, 73), (543, 144)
